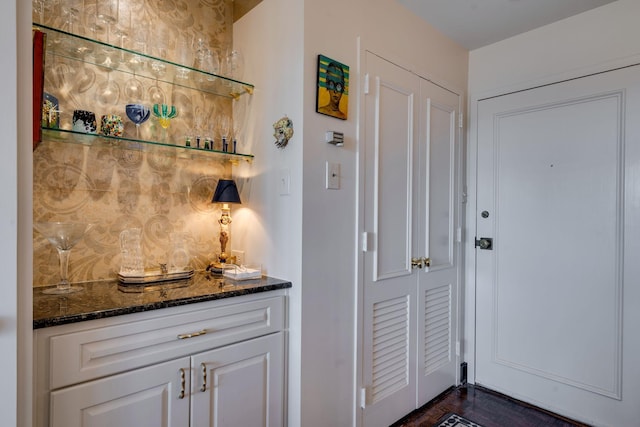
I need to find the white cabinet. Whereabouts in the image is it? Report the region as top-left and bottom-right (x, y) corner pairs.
(34, 293), (287, 427)
(50, 357), (191, 427)
(191, 333), (284, 427)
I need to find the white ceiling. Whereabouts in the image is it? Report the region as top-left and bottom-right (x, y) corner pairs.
(396, 0), (618, 50)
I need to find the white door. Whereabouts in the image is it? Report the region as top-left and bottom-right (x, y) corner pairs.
(475, 65), (640, 427)
(191, 333), (284, 427)
(416, 79), (461, 405)
(361, 52), (461, 427)
(50, 357), (191, 427)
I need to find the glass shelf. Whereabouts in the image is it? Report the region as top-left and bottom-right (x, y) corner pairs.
(33, 23), (254, 100)
(41, 128), (254, 163)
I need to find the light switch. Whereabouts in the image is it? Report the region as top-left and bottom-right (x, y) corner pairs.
(326, 162), (340, 190)
(279, 168), (290, 195)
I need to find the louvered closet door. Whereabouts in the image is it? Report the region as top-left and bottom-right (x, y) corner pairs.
(415, 79), (460, 405)
(362, 52), (420, 427)
(361, 52), (461, 427)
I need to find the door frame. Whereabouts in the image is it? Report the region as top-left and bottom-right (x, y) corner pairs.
(355, 39), (466, 427)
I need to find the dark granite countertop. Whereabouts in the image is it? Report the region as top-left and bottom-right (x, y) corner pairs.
(33, 272), (292, 329)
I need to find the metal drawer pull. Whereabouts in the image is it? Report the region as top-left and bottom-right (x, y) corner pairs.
(201, 363), (207, 392)
(177, 329), (207, 340)
(179, 368), (186, 399)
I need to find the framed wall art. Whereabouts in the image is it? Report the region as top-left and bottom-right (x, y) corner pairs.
(316, 54), (349, 120)
(33, 29), (46, 150)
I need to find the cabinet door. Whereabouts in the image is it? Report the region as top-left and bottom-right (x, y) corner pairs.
(191, 333), (284, 427)
(50, 357), (191, 427)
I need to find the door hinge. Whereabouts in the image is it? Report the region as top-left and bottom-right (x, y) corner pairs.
(360, 387), (368, 408)
(362, 232), (375, 252)
(458, 112), (464, 129)
(364, 74), (370, 95)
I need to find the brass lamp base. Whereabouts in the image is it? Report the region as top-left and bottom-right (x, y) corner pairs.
(206, 262), (226, 275)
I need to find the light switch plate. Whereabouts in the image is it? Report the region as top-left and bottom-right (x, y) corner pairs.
(279, 168), (290, 195)
(326, 162), (340, 190)
(231, 250), (245, 266)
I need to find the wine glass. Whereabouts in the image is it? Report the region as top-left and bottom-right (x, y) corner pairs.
(232, 122), (241, 153)
(84, 0), (105, 40)
(124, 75), (144, 103)
(152, 103), (178, 142)
(175, 36), (194, 80)
(224, 49), (244, 80)
(126, 20), (148, 74)
(34, 222), (92, 294)
(97, 0), (119, 43)
(195, 37), (219, 84)
(148, 82), (166, 105)
(150, 27), (169, 78)
(126, 104), (150, 138)
(218, 115), (231, 152)
(96, 72), (121, 106)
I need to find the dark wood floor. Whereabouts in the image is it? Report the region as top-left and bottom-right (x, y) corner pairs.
(390, 384), (592, 427)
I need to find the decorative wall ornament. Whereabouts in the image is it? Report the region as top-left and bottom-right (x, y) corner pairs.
(273, 116), (294, 149)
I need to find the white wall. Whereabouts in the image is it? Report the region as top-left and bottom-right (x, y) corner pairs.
(465, 0), (640, 383)
(18, 0), (34, 421)
(0, 0), (17, 423)
(469, 0), (640, 98)
(238, 0), (467, 426)
(3, 0), (32, 426)
(233, 0), (305, 424)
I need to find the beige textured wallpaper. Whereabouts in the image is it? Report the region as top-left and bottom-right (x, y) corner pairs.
(33, 0), (243, 287)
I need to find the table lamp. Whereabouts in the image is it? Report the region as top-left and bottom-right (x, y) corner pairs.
(210, 179), (241, 270)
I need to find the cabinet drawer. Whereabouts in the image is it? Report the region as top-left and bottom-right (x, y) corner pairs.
(48, 296), (285, 389)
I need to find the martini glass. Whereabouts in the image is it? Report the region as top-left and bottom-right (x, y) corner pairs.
(152, 103), (178, 142)
(34, 222), (92, 294)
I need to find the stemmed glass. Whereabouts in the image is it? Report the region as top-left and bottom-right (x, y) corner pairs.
(61, 0), (83, 31)
(150, 27), (169, 78)
(175, 36), (194, 80)
(232, 122), (241, 153)
(124, 76), (144, 103)
(219, 116), (231, 152)
(195, 37), (219, 85)
(97, 0), (119, 43)
(224, 49), (244, 80)
(152, 103), (178, 142)
(96, 72), (121, 106)
(148, 81), (166, 105)
(34, 222), (92, 294)
(126, 104), (150, 138)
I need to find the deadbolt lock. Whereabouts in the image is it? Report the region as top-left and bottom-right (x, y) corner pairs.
(475, 237), (493, 250)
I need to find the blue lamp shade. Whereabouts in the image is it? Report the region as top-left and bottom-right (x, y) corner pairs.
(212, 179), (241, 204)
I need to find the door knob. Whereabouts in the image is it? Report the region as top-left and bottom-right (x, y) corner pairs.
(411, 258), (423, 269)
(423, 257), (431, 267)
